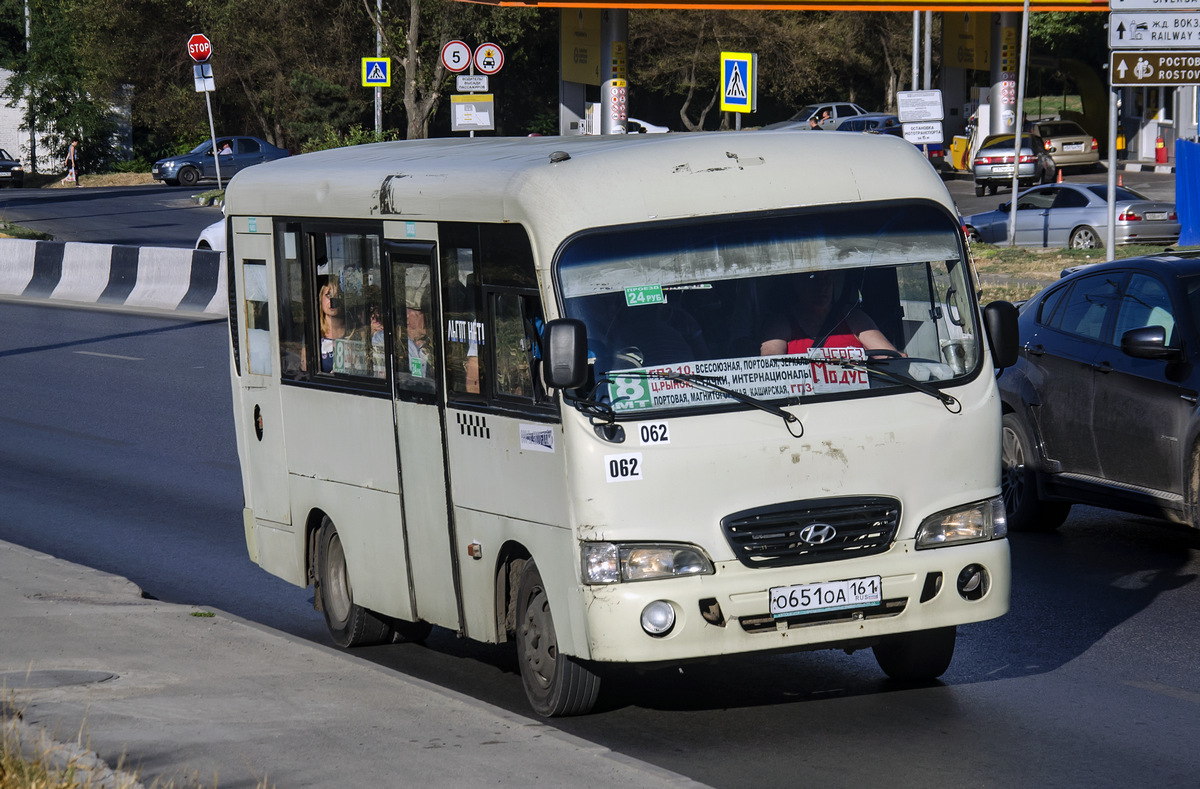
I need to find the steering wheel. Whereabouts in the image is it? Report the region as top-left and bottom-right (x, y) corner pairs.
(865, 348), (903, 359)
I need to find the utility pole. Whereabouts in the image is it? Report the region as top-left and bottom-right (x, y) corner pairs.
(25, 0), (36, 173)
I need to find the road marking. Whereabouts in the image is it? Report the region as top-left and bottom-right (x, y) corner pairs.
(75, 351), (143, 361)
(1124, 680), (1200, 705)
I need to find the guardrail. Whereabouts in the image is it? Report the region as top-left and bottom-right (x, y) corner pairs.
(0, 239), (226, 316)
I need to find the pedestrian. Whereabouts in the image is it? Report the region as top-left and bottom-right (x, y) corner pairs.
(64, 139), (80, 187)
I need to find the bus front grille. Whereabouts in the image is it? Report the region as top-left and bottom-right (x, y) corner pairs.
(721, 496), (900, 569)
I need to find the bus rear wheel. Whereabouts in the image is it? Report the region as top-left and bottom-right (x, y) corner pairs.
(873, 626), (956, 681)
(516, 561), (600, 717)
(315, 517), (393, 648)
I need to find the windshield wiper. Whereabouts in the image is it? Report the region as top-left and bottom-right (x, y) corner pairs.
(767, 355), (962, 413)
(592, 369), (804, 437)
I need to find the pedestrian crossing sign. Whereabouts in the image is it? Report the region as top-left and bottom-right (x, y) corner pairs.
(362, 58), (391, 87)
(720, 52), (756, 113)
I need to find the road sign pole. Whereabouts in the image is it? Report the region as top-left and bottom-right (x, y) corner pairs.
(205, 89), (222, 190)
(1107, 89), (1118, 252)
(1007, 0), (1030, 247)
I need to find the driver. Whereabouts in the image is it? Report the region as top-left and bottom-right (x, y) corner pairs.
(760, 270), (901, 356)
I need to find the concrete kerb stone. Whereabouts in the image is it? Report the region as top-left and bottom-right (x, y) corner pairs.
(0, 239), (226, 317)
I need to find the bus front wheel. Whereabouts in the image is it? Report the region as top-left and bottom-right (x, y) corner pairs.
(516, 561), (600, 717)
(315, 517), (393, 648)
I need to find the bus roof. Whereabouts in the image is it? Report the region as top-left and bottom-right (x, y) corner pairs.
(224, 132), (954, 244)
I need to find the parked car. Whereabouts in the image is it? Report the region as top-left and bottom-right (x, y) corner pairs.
(999, 253), (1200, 532)
(762, 102), (870, 131)
(972, 134), (1050, 196)
(962, 183), (1180, 249)
(626, 117), (669, 133)
(196, 218), (226, 252)
(1029, 120), (1100, 179)
(153, 136), (289, 187)
(0, 148), (24, 187)
(834, 113), (902, 135)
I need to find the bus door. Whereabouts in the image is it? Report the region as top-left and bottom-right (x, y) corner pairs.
(387, 242), (461, 630)
(234, 223), (291, 526)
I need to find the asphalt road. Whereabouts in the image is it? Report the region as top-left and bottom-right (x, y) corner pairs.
(0, 184), (221, 247)
(2, 302), (1198, 788)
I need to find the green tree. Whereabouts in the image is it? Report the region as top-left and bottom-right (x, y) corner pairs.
(0, 0), (122, 170)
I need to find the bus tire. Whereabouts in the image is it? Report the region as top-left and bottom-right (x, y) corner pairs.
(315, 517), (393, 648)
(515, 561), (600, 717)
(872, 626), (956, 681)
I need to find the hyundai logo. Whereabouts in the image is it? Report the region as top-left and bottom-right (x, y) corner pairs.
(799, 523), (838, 545)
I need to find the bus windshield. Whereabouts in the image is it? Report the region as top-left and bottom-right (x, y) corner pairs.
(556, 202), (979, 415)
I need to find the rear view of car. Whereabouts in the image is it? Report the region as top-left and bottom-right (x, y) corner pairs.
(973, 134), (1046, 197)
(1031, 121), (1099, 179)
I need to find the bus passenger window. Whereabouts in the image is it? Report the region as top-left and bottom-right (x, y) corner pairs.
(442, 242), (486, 396)
(392, 262), (437, 394)
(312, 231), (386, 379)
(493, 292), (543, 400)
(277, 227), (307, 378)
(243, 260), (271, 376)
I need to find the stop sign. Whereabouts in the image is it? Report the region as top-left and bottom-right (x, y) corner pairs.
(188, 34), (212, 63)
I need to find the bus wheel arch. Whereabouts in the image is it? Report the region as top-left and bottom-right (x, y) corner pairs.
(494, 542), (531, 643)
(314, 514), (394, 648)
(515, 559), (600, 717)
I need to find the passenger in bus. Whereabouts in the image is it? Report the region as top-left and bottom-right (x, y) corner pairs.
(318, 276), (346, 372)
(759, 270), (900, 356)
(402, 274), (435, 379)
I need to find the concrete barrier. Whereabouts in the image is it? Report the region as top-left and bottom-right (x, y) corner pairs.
(0, 239), (226, 316)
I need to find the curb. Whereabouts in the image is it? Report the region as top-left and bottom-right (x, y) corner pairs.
(0, 239), (226, 316)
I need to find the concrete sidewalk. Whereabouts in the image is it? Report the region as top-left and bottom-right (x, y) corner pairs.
(0, 541), (707, 789)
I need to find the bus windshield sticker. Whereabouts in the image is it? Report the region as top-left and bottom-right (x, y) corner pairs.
(607, 350), (869, 413)
(624, 284), (666, 307)
(605, 452), (643, 482)
(519, 424), (556, 453)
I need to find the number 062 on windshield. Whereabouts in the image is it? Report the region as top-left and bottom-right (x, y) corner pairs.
(770, 576), (882, 617)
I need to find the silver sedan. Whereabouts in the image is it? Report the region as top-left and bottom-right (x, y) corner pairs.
(962, 183), (1180, 249)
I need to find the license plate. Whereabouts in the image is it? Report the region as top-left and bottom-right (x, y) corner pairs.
(770, 575), (882, 617)
(1064, 143), (1084, 152)
(0, 172), (9, 178)
(991, 164), (1014, 174)
(1146, 211), (1168, 221)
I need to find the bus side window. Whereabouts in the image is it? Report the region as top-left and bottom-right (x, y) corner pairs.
(492, 291), (544, 401)
(277, 226), (308, 378)
(312, 230), (386, 379)
(391, 259), (437, 394)
(441, 229), (486, 398)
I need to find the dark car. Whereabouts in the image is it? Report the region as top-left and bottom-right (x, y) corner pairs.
(152, 136), (289, 187)
(999, 253), (1200, 533)
(0, 148), (25, 188)
(963, 183), (1180, 249)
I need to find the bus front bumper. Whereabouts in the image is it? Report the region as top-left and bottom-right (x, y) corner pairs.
(576, 538), (1009, 664)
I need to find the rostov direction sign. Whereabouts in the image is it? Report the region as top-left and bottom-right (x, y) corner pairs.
(188, 33), (212, 63)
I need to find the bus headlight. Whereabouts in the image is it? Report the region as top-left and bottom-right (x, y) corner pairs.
(915, 497), (1007, 549)
(582, 542), (714, 584)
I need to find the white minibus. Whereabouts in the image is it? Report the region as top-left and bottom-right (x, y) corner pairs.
(224, 132), (1018, 716)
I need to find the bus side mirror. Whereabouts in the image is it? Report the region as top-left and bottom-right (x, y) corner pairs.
(984, 300), (1019, 370)
(543, 319), (589, 390)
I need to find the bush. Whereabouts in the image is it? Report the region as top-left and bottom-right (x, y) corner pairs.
(300, 124), (401, 154)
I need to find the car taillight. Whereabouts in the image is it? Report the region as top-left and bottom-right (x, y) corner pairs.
(1091, 138), (1098, 151)
(1043, 139), (1052, 151)
(1019, 154), (1037, 163)
(1169, 211), (1178, 221)
(1119, 210), (1142, 221)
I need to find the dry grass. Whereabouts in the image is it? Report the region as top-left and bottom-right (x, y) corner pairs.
(971, 241), (1199, 304)
(28, 172), (155, 189)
